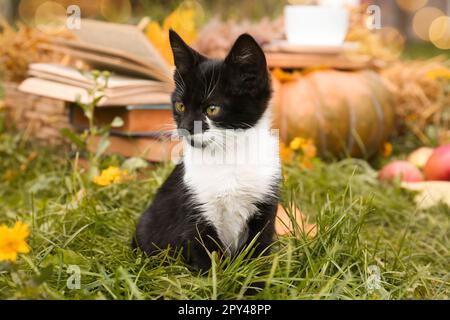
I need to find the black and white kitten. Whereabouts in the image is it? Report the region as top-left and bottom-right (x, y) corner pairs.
(133, 30), (281, 270)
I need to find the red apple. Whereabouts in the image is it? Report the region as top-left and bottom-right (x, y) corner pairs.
(379, 160), (424, 183)
(407, 147), (434, 168)
(424, 145), (450, 181)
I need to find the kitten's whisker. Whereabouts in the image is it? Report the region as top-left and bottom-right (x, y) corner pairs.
(205, 66), (222, 101)
(156, 129), (180, 142)
(150, 121), (181, 142)
(174, 78), (185, 95)
(174, 81), (183, 94)
(208, 136), (226, 152)
(200, 70), (208, 98)
(175, 69), (186, 88)
(237, 122), (254, 129)
(157, 123), (177, 130)
(205, 65), (215, 100)
(207, 131), (229, 151)
(205, 78), (219, 101)
(207, 68), (222, 101)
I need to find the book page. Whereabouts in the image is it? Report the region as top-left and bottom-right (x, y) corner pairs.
(71, 20), (172, 79)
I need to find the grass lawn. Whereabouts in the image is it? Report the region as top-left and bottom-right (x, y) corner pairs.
(0, 110), (448, 300)
(402, 42), (450, 60)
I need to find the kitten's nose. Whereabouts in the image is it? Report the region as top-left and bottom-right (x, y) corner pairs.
(179, 117), (205, 135)
(179, 120), (194, 134)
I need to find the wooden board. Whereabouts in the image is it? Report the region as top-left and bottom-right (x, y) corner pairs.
(264, 41), (353, 54)
(265, 51), (374, 70)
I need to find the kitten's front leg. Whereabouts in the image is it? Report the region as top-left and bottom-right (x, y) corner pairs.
(185, 223), (223, 272)
(244, 201), (278, 259)
(240, 201), (277, 295)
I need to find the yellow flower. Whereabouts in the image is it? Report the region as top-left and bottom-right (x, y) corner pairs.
(289, 137), (306, 151)
(280, 142), (294, 163)
(406, 113), (418, 122)
(3, 169), (17, 181)
(0, 221), (30, 263)
(93, 175), (110, 186)
(145, 5), (199, 65)
(272, 68), (300, 82)
(426, 68), (450, 80)
(146, 21), (173, 65)
(93, 166), (128, 186)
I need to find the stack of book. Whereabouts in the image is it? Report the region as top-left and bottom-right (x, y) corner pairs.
(70, 104), (177, 162)
(19, 19), (179, 162)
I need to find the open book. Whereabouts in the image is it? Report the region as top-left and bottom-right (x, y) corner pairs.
(20, 19), (175, 106)
(46, 19), (174, 84)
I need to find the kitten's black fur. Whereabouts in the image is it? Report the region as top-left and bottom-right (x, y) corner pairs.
(132, 30), (278, 271)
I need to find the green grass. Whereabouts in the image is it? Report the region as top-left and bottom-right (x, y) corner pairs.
(403, 42), (450, 60)
(0, 118), (448, 300)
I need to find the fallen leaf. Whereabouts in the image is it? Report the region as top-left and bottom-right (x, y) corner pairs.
(276, 204), (317, 238)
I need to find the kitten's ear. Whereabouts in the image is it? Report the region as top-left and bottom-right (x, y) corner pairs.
(225, 33), (267, 70)
(224, 34), (268, 96)
(169, 29), (204, 74)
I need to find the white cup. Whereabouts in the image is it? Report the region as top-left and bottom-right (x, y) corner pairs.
(319, 0), (360, 7)
(284, 5), (350, 46)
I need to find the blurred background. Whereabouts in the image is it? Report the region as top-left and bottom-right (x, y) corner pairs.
(1, 0), (449, 57)
(0, 0), (449, 301)
(0, 0), (449, 155)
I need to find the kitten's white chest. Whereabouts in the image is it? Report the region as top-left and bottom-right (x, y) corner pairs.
(182, 116), (280, 254)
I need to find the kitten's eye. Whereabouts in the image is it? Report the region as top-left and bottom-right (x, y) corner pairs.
(206, 105), (221, 117)
(174, 102), (185, 113)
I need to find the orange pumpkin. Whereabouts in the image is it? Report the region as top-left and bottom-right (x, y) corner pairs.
(272, 70), (396, 158)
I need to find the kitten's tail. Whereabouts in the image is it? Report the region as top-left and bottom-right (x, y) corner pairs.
(130, 234), (138, 250)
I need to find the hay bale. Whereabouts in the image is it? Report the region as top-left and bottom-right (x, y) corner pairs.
(4, 81), (72, 145)
(381, 59), (450, 144)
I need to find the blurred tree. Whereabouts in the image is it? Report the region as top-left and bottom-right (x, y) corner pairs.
(135, 0), (286, 22)
(372, 0), (449, 42)
(4, 0), (287, 25)
(0, 0), (15, 23)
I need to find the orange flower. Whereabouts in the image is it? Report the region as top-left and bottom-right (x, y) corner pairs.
(382, 142), (393, 158)
(280, 142), (294, 163)
(299, 157), (314, 170)
(301, 140), (317, 158)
